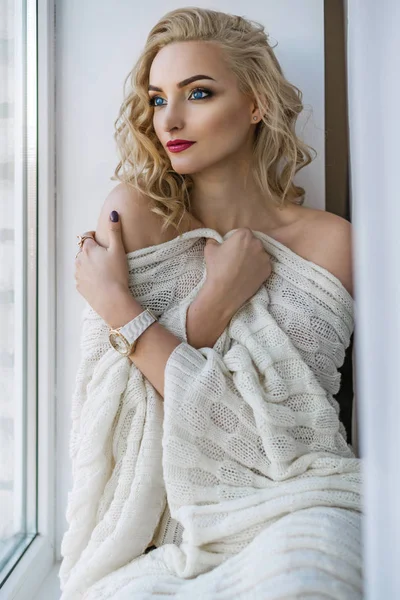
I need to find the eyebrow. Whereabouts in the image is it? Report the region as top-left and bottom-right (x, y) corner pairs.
(148, 74), (216, 92)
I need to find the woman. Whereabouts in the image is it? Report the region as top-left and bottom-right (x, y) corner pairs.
(61, 7), (362, 599)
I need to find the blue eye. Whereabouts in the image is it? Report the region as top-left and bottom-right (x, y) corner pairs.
(148, 87), (213, 107)
(191, 88), (209, 100)
(150, 97), (164, 107)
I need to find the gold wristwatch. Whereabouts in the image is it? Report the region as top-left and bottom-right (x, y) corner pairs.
(108, 308), (157, 356)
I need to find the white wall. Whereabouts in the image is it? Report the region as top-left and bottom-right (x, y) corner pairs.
(55, 0), (325, 557)
(346, 1), (400, 597)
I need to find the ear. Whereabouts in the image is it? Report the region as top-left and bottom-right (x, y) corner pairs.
(250, 93), (268, 122)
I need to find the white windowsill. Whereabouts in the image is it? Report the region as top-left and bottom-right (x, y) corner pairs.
(33, 562), (61, 600)
(0, 536), (53, 600)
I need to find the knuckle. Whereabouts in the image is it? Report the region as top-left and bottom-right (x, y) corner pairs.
(235, 227), (253, 240)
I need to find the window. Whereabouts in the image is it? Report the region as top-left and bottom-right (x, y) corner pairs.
(0, 0), (39, 588)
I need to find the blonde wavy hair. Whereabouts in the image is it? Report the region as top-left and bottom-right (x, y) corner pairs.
(112, 7), (316, 236)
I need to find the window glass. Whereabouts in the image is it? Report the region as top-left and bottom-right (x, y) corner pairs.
(0, 0), (37, 586)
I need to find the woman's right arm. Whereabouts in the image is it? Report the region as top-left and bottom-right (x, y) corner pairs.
(94, 185), (271, 395)
(185, 282), (235, 348)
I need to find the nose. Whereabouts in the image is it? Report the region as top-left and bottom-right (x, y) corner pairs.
(160, 102), (185, 135)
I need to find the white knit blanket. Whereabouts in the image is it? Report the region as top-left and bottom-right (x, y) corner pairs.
(59, 228), (363, 599)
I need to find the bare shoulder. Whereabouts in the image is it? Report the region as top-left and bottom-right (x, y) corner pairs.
(295, 207), (354, 298)
(95, 182), (189, 252)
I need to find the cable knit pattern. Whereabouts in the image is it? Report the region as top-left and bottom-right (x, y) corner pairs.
(59, 228), (363, 599)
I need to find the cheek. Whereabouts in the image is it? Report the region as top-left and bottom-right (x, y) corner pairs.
(205, 105), (249, 147)
(152, 101), (249, 152)
(152, 119), (162, 143)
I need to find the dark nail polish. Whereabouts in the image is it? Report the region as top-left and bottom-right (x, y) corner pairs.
(110, 210), (119, 222)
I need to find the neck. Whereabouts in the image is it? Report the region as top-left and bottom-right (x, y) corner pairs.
(189, 171), (283, 237)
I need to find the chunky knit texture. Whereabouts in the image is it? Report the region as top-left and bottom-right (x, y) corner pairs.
(59, 228), (363, 599)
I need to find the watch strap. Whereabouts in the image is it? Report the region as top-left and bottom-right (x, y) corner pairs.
(119, 308), (157, 344)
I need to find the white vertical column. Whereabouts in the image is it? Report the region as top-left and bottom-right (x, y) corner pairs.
(346, 1), (400, 598)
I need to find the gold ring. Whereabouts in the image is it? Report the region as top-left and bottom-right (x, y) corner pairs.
(77, 232), (96, 249)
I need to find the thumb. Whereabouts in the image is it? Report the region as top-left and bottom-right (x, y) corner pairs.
(108, 210), (122, 249)
(205, 238), (219, 246)
(204, 238), (220, 257)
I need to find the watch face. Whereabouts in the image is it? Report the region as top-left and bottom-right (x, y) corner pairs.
(109, 331), (130, 355)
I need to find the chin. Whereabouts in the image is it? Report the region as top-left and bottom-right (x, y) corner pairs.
(170, 162), (201, 176)
(171, 155), (218, 176)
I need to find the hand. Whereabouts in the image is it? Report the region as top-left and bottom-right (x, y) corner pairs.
(203, 228), (272, 316)
(74, 211), (131, 324)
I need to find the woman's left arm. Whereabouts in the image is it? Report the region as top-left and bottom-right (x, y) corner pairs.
(74, 211), (234, 397)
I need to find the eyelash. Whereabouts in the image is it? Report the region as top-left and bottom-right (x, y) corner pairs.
(148, 87), (213, 107)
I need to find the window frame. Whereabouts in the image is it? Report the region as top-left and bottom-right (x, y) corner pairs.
(1, 0), (56, 597)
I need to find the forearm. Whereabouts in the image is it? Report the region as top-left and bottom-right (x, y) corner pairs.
(185, 283), (234, 349)
(105, 285), (233, 399)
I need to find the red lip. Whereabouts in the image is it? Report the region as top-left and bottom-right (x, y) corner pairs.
(166, 139), (195, 147)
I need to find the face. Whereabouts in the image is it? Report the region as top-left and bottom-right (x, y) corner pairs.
(148, 41), (259, 175)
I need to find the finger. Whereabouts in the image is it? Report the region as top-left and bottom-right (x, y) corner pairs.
(81, 238), (97, 253)
(108, 210), (123, 251)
